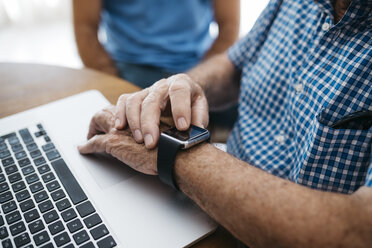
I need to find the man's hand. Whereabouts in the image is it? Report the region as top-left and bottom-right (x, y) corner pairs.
(78, 105), (157, 175)
(114, 74), (209, 149)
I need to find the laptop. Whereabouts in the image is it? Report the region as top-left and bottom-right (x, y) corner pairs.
(0, 90), (216, 248)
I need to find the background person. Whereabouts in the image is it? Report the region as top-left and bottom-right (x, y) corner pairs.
(73, 0), (240, 88)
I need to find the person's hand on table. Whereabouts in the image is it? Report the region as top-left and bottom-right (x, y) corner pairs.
(77, 105), (158, 175)
(114, 74), (209, 149)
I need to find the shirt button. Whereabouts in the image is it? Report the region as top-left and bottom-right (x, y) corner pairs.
(274, 134), (285, 144)
(294, 83), (304, 93)
(322, 23), (330, 31)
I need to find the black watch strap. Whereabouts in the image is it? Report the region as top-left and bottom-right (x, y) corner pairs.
(157, 134), (183, 190)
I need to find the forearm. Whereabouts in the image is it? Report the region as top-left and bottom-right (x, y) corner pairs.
(187, 53), (240, 111)
(73, 0), (118, 75)
(174, 143), (372, 248)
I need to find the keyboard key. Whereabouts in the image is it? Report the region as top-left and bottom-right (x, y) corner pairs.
(0, 191), (13, 204)
(15, 151), (27, 160)
(67, 219), (83, 233)
(76, 201), (95, 218)
(97, 236), (117, 248)
(28, 219), (45, 234)
(19, 129), (34, 144)
(12, 181), (26, 193)
(46, 150), (60, 161)
(2, 239), (12, 248)
(0, 173), (5, 183)
(38, 200), (54, 213)
(56, 198), (71, 211)
(8, 136), (20, 146)
(26, 173), (39, 184)
(42, 143), (55, 152)
(42, 172), (55, 183)
(11, 143), (23, 153)
(54, 231), (70, 247)
(14, 232), (31, 247)
(20, 199), (35, 212)
(43, 210), (59, 224)
(0, 215), (3, 226)
(9, 221), (26, 235)
(2, 157), (14, 167)
(64, 244), (74, 248)
(30, 149), (42, 159)
(15, 189), (30, 202)
(34, 157), (46, 166)
(34, 190), (48, 203)
(5, 165), (18, 175)
(22, 166), (35, 176)
(24, 209), (40, 223)
(29, 182), (43, 193)
(81, 242), (95, 248)
(0, 149), (11, 159)
(38, 164), (50, 175)
(19, 158), (31, 167)
(0, 226), (9, 239)
(0, 182), (9, 193)
(2, 200), (17, 214)
(44, 136), (51, 142)
(90, 224), (109, 240)
(52, 159), (87, 204)
(9, 173), (22, 183)
(73, 230), (90, 245)
(34, 131), (43, 137)
(46, 180), (60, 192)
(48, 220), (65, 235)
(41, 243), (53, 248)
(0, 142), (6, 151)
(26, 143), (38, 152)
(83, 213), (102, 229)
(5, 210), (21, 224)
(51, 189), (65, 202)
(37, 124), (43, 129)
(33, 230), (50, 246)
(61, 208), (77, 222)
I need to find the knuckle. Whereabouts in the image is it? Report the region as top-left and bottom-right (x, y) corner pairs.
(117, 94), (129, 104)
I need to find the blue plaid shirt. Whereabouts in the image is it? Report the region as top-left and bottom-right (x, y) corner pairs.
(227, 0), (372, 193)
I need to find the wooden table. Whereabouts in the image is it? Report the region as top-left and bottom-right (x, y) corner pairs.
(0, 63), (238, 247)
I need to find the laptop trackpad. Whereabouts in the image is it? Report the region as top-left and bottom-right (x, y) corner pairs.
(81, 153), (139, 189)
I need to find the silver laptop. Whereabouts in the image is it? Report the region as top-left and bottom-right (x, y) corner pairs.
(0, 90), (216, 248)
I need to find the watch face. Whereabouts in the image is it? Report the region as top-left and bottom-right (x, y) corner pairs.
(163, 125), (208, 141)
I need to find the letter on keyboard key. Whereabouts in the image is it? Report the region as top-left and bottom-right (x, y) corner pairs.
(61, 208), (77, 222)
(73, 230), (90, 245)
(0, 226), (9, 239)
(51, 189), (65, 202)
(14, 232), (31, 247)
(39, 200), (54, 213)
(48, 220), (65, 235)
(54, 231), (71, 247)
(26, 173), (39, 184)
(9, 221), (26, 235)
(24, 209), (40, 223)
(67, 219), (83, 233)
(19, 158), (31, 167)
(5, 210), (21, 225)
(30, 182), (44, 193)
(12, 181), (26, 193)
(28, 219), (45, 234)
(34, 190), (48, 203)
(42, 172), (55, 183)
(2, 239), (12, 248)
(97, 236), (117, 248)
(43, 210), (59, 224)
(90, 224), (109, 240)
(33, 230), (50, 246)
(0, 191), (13, 204)
(2, 200), (17, 214)
(9, 172), (22, 183)
(0, 182), (9, 193)
(20, 199), (35, 212)
(2, 157), (14, 167)
(16, 189), (31, 202)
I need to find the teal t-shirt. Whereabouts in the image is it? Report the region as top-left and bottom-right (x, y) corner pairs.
(101, 0), (214, 72)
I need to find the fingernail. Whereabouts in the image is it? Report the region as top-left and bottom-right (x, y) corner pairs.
(144, 134), (153, 147)
(178, 117), (187, 129)
(115, 118), (120, 128)
(134, 129), (143, 141)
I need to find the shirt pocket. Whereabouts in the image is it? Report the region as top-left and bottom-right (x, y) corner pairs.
(298, 115), (372, 194)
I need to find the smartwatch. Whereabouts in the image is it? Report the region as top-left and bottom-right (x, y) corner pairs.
(157, 124), (210, 190)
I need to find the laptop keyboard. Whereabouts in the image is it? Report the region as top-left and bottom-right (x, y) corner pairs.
(0, 124), (117, 248)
